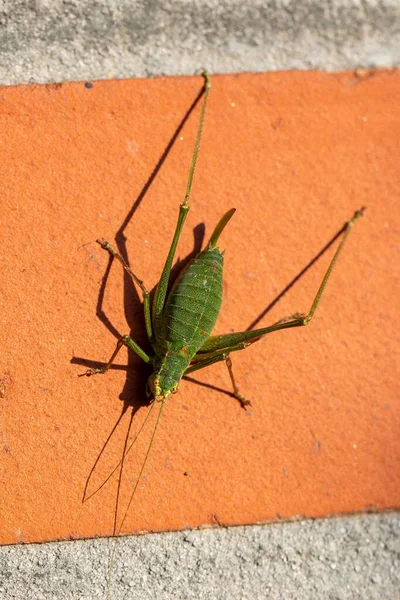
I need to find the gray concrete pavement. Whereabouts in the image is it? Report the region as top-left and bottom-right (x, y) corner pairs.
(0, 0), (399, 86)
(0, 513), (399, 599)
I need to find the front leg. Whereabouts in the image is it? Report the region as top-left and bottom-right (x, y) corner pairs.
(96, 239), (154, 343)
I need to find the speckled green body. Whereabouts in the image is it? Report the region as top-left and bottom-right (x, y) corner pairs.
(163, 249), (223, 350)
(152, 247), (224, 394)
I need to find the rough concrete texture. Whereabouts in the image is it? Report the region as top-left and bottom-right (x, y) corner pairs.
(0, 513), (398, 599)
(0, 0), (399, 85)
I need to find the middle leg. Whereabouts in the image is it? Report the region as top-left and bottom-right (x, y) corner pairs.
(80, 334), (151, 377)
(186, 344), (251, 409)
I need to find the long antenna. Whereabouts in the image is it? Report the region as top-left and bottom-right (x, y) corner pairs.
(106, 399), (166, 599)
(84, 403), (156, 502)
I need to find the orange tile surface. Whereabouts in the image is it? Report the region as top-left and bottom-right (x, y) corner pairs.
(0, 70), (399, 545)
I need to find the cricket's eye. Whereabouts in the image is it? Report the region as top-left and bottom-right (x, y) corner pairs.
(172, 386), (178, 395)
(147, 373), (161, 398)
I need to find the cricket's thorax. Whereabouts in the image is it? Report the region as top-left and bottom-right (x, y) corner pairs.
(161, 247), (224, 355)
(149, 346), (192, 397)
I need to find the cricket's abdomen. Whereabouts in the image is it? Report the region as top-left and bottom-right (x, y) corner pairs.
(161, 248), (224, 357)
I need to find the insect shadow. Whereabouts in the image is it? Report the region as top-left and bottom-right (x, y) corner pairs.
(71, 82), (206, 507)
(72, 82), (206, 399)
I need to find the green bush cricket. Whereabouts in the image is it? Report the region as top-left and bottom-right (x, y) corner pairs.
(81, 71), (364, 595)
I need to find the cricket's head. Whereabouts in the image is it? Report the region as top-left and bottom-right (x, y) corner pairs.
(146, 372), (179, 401)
